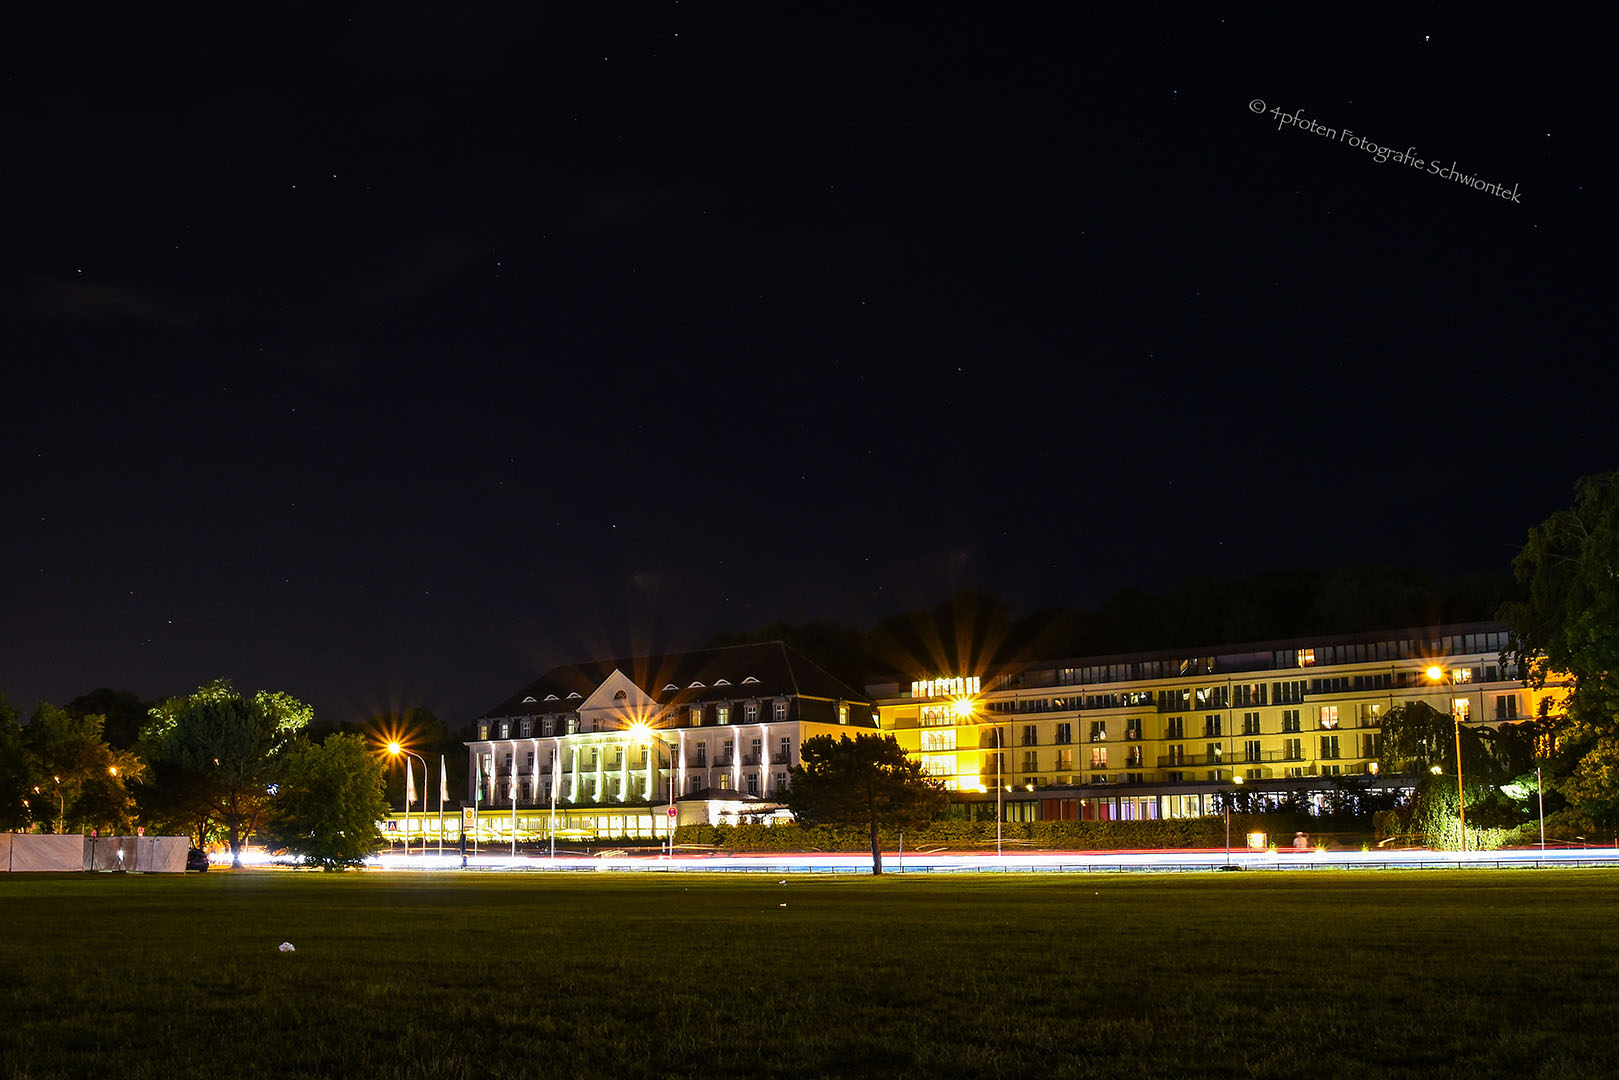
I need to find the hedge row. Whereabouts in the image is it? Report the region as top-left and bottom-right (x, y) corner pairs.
(673, 815), (1345, 852)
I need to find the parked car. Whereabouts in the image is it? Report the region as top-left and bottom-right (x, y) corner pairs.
(186, 848), (210, 872)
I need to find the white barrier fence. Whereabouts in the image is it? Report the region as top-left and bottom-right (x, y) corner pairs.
(0, 834), (188, 873)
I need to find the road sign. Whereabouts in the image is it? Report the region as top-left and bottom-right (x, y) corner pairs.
(668, 806), (677, 818)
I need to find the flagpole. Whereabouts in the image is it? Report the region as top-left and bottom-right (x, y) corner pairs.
(438, 754), (448, 858)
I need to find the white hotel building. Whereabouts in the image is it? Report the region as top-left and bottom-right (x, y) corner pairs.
(462, 642), (873, 843)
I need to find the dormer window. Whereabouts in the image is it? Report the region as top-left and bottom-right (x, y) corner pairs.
(742, 676), (760, 685)
(567, 692), (582, 700)
(689, 681), (706, 689)
(715, 679), (731, 687)
(522, 695), (537, 703)
(544, 694), (559, 701)
(614, 690), (628, 700)
(663, 684), (680, 692)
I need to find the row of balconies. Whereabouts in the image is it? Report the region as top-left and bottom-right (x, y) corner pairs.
(525, 751), (793, 774)
(973, 718), (1395, 748)
(974, 759), (1374, 786)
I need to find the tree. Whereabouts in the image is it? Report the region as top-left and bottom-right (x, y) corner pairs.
(261, 734), (389, 870)
(1378, 700), (1499, 781)
(0, 695), (32, 830)
(785, 733), (947, 874)
(1500, 471), (1619, 823)
(143, 680), (312, 866)
(23, 704), (145, 834)
(65, 688), (150, 750)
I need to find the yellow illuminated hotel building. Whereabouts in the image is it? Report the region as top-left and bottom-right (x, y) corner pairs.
(431, 621), (1557, 843)
(870, 621), (1558, 822)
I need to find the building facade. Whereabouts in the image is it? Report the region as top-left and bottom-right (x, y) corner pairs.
(462, 641), (874, 843)
(871, 622), (1559, 823)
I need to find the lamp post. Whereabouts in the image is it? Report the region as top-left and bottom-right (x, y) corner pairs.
(1424, 666), (1466, 852)
(386, 743), (428, 857)
(1537, 764), (1546, 852)
(54, 776), (64, 834)
(1225, 774), (1245, 865)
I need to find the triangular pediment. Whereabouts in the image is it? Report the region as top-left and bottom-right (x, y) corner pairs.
(577, 668), (659, 726)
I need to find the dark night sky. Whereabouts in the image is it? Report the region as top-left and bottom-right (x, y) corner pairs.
(2, 5), (1608, 724)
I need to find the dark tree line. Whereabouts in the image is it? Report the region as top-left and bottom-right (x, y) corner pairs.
(708, 565), (1514, 690)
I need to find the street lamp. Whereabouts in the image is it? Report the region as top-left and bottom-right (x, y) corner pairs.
(386, 742), (428, 857)
(53, 776), (64, 834)
(1425, 666), (1467, 852)
(954, 696), (1002, 858)
(1225, 774), (1245, 865)
(1536, 764), (1546, 852)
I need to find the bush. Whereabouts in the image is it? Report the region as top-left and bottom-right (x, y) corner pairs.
(674, 814), (1357, 853)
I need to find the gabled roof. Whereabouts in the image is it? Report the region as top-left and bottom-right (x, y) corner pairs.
(481, 641), (869, 720)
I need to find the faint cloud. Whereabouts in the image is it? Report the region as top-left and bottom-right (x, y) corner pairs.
(24, 277), (192, 327)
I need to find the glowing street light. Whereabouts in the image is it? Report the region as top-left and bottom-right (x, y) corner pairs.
(954, 696), (1002, 858)
(1425, 666), (1467, 852)
(627, 721), (671, 858)
(386, 742), (428, 857)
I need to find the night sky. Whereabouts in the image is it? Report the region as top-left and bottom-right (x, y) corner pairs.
(3, 6), (1607, 725)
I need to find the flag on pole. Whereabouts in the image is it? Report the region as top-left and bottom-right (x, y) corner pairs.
(440, 755), (450, 804)
(405, 760), (417, 807)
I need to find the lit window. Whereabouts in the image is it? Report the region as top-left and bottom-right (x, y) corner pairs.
(716, 704), (730, 725)
(1296, 649), (1316, 667)
(689, 705), (703, 727)
(1319, 706), (1339, 730)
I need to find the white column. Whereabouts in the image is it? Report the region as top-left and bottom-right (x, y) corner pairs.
(620, 738), (630, 802)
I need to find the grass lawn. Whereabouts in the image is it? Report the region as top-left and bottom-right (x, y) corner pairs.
(3, 868), (1616, 1079)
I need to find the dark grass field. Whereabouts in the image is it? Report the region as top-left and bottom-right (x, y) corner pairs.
(3, 868), (1616, 1079)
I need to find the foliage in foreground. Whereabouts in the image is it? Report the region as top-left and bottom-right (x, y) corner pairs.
(1501, 469), (1619, 827)
(143, 680), (312, 864)
(260, 733), (389, 869)
(0, 695), (146, 834)
(675, 814), (1361, 852)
